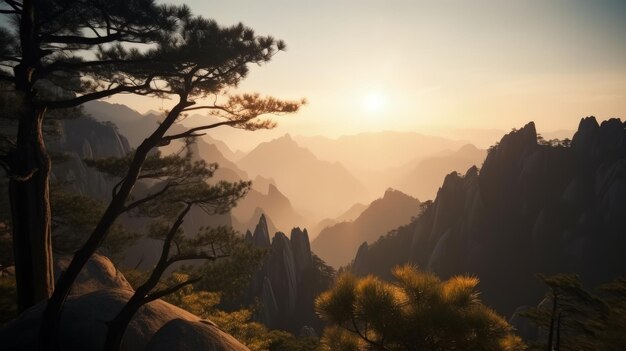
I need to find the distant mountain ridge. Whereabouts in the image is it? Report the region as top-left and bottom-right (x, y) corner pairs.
(295, 131), (469, 171)
(311, 189), (421, 267)
(232, 184), (304, 235)
(237, 134), (369, 218)
(393, 143), (487, 201)
(310, 202), (368, 239)
(84, 100), (239, 161)
(85, 100), (308, 237)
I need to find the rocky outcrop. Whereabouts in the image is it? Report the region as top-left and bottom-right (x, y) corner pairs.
(232, 182), (305, 235)
(241, 215), (334, 334)
(1, 255), (249, 351)
(54, 254), (132, 296)
(290, 227), (312, 276)
(50, 117), (132, 200)
(267, 232), (298, 315)
(258, 277), (279, 326)
(350, 118), (626, 317)
(252, 214), (271, 248)
(351, 242), (369, 276)
(146, 319), (249, 351)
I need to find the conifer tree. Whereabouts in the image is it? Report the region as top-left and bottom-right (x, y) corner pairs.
(81, 143), (251, 350)
(0, 0), (186, 310)
(0, 0), (302, 321)
(27, 8), (303, 350)
(316, 265), (525, 351)
(521, 274), (626, 351)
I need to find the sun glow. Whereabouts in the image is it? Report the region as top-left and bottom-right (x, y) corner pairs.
(362, 92), (386, 114)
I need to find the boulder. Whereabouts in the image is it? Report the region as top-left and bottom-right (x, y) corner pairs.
(54, 254), (132, 296)
(146, 319), (249, 351)
(0, 255), (249, 351)
(0, 289), (202, 351)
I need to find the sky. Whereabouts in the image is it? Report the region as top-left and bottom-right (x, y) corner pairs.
(109, 0), (626, 150)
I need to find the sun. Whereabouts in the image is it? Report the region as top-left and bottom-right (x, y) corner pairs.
(362, 91), (386, 114)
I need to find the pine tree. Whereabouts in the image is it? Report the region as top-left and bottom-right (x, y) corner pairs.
(19, 8), (303, 350)
(520, 274), (626, 351)
(316, 265), (525, 351)
(0, 0), (185, 310)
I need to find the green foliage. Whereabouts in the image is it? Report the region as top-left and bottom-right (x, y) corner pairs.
(51, 187), (137, 260)
(316, 265), (525, 351)
(197, 240), (267, 299)
(319, 326), (361, 351)
(520, 274), (626, 351)
(85, 144), (251, 219)
(157, 272), (319, 351)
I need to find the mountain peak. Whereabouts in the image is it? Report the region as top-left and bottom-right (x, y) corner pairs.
(457, 143), (479, 153)
(383, 187), (400, 198)
(268, 183), (279, 195)
(382, 188), (417, 202)
(252, 213), (270, 248)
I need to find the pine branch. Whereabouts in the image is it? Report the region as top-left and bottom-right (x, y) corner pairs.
(40, 33), (124, 46)
(42, 76), (155, 109)
(144, 276), (202, 303)
(121, 182), (177, 213)
(161, 120), (243, 143)
(167, 252), (229, 265)
(39, 58), (153, 77)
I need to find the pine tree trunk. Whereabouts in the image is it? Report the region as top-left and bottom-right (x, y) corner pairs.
(10, 0), (54, 312)
(9, 105), (53, 311)
(103, 297), (144, 351)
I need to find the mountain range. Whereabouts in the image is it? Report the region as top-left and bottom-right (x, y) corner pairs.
(311, 189), (421, 267)
(295, 131), (469, 171)
(237, 134), (370, 219)
(350, 117), (626, 317)
(392, 144), (487, 200)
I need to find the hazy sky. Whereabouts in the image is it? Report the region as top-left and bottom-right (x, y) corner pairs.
(109, 0), (626, 148)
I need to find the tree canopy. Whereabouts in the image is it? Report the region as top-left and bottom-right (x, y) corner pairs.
(316, 265), (525, 351)
(521, 274), (626, 351)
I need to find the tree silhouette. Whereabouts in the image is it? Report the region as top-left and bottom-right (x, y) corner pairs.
(23, 8), (303, 350)
(80, 144), (252, 351)
(0, 0), (186, 310)
(316, 265), (525, 351)
(520, 274), (626, 351)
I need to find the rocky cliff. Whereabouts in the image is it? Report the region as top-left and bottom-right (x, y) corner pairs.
(351, 117), (626, 316)
(243, 215), (334, 334)
(49, 117), (131, 200)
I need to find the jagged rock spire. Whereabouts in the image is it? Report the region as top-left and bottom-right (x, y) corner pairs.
(252, 214), (271, 248)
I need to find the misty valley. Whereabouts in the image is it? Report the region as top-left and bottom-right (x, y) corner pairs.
(1, 1), (625, 351)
